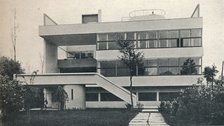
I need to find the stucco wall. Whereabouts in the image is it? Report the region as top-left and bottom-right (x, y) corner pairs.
(64, 85), (86, 109)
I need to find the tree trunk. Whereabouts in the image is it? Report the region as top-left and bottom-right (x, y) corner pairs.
(130, 75), (133, 110)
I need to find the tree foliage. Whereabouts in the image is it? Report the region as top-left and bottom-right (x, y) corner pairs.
(0, 57), (25, 117)
(0, 56), (24, 80)
(118, 40), (144, 108)
(160, 65), (224, 125)
(204, 66), (218, 86)
(0, 76), (25, 116)
(180, 58), (197, 75)
(53, 86), (68, 110)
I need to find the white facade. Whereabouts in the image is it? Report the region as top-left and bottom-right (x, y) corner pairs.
(16, 7), (203, 109)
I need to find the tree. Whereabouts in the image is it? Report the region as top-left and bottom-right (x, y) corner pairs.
(54, 86), (68, 110)
(180, 58), (197, 75)
(203, 65), (218, 88)
(0, 75), (25, 117)
(118, 40), (144, 108)
(0, 57), (25, 118)
(0, 56), (24, 80)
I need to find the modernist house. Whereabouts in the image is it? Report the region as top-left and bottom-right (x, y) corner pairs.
(16, 5), (203, 109)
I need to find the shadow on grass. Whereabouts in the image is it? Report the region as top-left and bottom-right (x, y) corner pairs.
(3, 108), (139, 126)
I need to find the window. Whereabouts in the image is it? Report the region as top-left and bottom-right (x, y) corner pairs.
(101, 93), (122, 101)
(159, 40), (167, 47)
(159, 92), (179, 101)
(137, 32), (147, 40)
(147, 31), (157, 39)
(126, 32), (135, 40)
(71, 89), (74, 100)
(108, 33), (125, 41)
(117, 68), (129, 76)
(167, 30), (179, 38)
(100, 68), (116, 76)
(98, 34), (107, 41)
(191, 29), (202, 37)
(191, 38), (201, 46)
(86, 93), (98, 101)
(158, 59), (169, 66)
(167, 39), (178, 47)
(180, 30), (190, 38)
(139, 40), (147, 48)
(168, 67), (179, 75)
(148, 40), (157, 48)
(98, 42), (107, 50)
(159, 31), (168, 38)
(108, 42), (119, 50)
(159, 67), (172, 75)
(147, 60), (158, 67)
(169, 59), (179, 66)
(182, 38), (191, 47)
(145, 68), (157, 75)
(138, 92), (157, 101)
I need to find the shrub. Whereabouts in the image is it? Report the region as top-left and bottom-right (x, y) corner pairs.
(159, 85), (224, 125)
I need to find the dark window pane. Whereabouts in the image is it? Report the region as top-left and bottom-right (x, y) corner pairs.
(139, 41), (146, 48)
(98, 42), (107, 50)
(180, 30), (190, 38)
(169, 67), (179, 75)
(182, 38), (191, 47)
(179, 58), (190, 66)
(100, 61), (116, 68)
(191, 38), (201, 46)
(117, 61), (127, 68)
(138, 92), (157, 101)
(100, 68), (116, 76)
(158, 59), (169, 66)
(169, 59), (179, 66)
(167, 30), (179, 38)
(137, 32), (147, 40)
(159, 31), (168, 38)
(159, 92), (179, 101)
(117, 68), (129, 76)
(148, 40), (157, 48)
(87, 53), (93, 58)
(147, 31), (157, 39)
(189, 57), (201, 65)
(75, 53), (80, 59)
(108, 42), (119, 50)
(159, 40), (167, 47)
(101, 93), (122, 101)
(86, 93), (98, 101)
(126, 32), (135, 40)
(179, 58), (201, 66)
(191, 29), (202, 37)
(159, 67), (173, 75)
(168, 39), (178, 47)
(81, 53), (86, 59)
(108, 33), (125, 41)
(98, 34), (107, 41)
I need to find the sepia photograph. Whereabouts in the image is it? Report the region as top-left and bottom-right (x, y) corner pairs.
(0, 0), (224, 125)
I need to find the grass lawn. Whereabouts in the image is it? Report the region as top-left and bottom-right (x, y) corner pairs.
(3, 109), (139, 126)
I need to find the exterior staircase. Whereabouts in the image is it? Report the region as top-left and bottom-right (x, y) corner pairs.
(95, 73), (137, 106)
(16, 72), (137, 106)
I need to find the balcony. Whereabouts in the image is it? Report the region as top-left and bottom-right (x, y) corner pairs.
(58, 58), (97, 68)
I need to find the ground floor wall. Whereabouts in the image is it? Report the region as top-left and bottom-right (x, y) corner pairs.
(85, 86), (188, 108)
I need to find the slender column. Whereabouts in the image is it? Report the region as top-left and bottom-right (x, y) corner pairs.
(43, 88), (52, 107)
(156, 92), (159, 101)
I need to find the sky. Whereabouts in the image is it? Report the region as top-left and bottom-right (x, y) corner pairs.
(0, 0), (224, 74)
